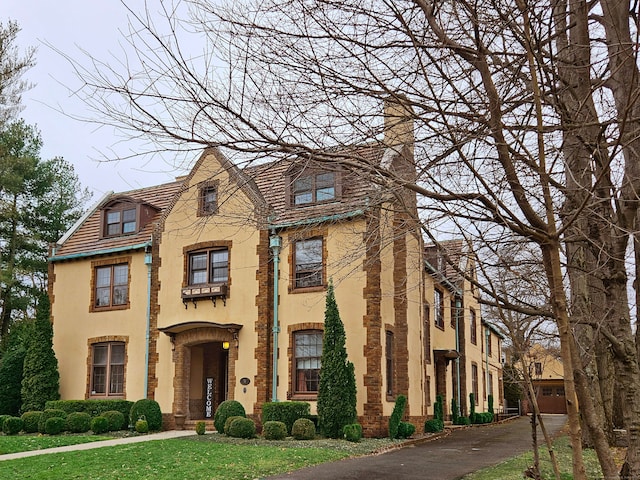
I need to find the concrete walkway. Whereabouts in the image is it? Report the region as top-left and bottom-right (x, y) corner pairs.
(0, 429), (195, 461)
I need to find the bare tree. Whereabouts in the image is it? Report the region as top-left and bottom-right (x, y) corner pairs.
(67, 1), (640, 477)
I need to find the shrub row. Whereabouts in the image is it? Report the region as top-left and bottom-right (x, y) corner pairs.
(45, 399), (133, 422)
(471, 412), (494, 424)
(261, 401), (310, 435)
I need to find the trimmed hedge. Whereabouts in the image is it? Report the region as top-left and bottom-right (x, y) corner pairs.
(454, 416), (470, 426)
(291, 418), (315, 440)
(46, 399), (133, 423)
(21, 411), (42, 433)
(45, 417), (66, 435)
(227, 417), (256, 439)
(38, 409), (67, 433)
(262, 421), (287, 440)
(2, 416), (23, 435)
(261, 401), (310, 435)
(343, 423), (362, 442)
(91, 416), (109, 434)
(195, 421), (206, 435)
(129, 399), (162, 431)
(135, 419), (149, 434)
(472, 412), (494, 424)
(67, 412), (92, 433)
(0, 415), (11, 431)
(214, 400), (246, 433)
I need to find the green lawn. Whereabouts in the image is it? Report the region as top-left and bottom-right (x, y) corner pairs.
(0, 433), (399, 480)
(462, 436), (605, 480)
(0, 433), (111, 454)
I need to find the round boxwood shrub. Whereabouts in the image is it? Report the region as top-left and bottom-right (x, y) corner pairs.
(213, 400), (246, 433)
(0, 415), (11, 431)
(135, 419), (149, 434)
(224, 415), (245, 435)
(424, 418), (444, 433)
(343, 423), (362, 442)
(91, 416), (109, 434)
(291, 418), (315, 440)
(262, 421), (287, 440)
(66, 412), (92, 433)
(195, 421), (206, 435)
(38, 409), (67, 433)
(102, 410), (125, 431)
(45, 416), (66, 435)
(129, 399), (162, 431)
(397, 421), (416, 439)
(21, 411), (42, 433)
(2, 416), (24, 435)
(227, 417), (256, 439)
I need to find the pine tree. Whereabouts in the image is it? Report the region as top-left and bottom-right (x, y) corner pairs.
(317, 281), (357, 438)
(20, 292), (59, 412)
(0, 342), (26, 415)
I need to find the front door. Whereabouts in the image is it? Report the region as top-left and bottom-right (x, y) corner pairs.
(189, 342), (229, 419)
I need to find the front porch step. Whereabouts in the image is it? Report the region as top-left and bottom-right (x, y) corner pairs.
(182, 420), (216, 433)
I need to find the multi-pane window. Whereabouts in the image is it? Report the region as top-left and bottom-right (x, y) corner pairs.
(386, 331), (394, 396)
(470, 309), (477, 345)
(105, 207), (136, 236)
(434, 289), (444, 329)
(542, 386), (553, 396)
(95, 264), (129, 307)
(292, 172), (336, 205)
(534, 362), (543, 376)
(199, 186), (217, 215)
(91, 342), (125, 396)
(487, 331), (493, 356)
(488, 372), (494, 399)
(471, 363), (479, 401)
(294, 331), (323, 393)
(188, 249), (229, 285)
(294, 238), (323, 288)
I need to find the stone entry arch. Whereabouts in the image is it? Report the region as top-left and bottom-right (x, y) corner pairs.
(159, 322), (241, 423)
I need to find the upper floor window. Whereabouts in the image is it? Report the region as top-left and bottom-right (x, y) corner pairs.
(470, 309), (477, 345)
(294, 330), (323, 394)
(487, 330), (493, 356)
(471, 363), (479, 401)
(291, 171), (337, 206)
(434, 289), (444, 329)
(94, 263), (129, 308)
(534, 362), (543, 376)
(294, 238), (323, 288)
(198, 182), (218, 216)
(105, 206), (136, 236)
(91, 342), (125, 397)
(188, 248), (229, 285)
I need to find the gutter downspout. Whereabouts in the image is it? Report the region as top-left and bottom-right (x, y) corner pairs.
(485, 326), (490, 410)
(270, 231), (282, 402)
(144, 241), (153, 399)
(455, 295), (461, 417)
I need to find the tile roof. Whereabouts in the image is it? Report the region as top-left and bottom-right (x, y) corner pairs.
(51, 180), (184, 259)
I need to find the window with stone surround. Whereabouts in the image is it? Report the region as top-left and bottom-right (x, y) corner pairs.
(91, 257), (130, 312)
(471, 363), (479, 401)
(188, 248), (229, 285)
(293, 330), (323, 395)
(198, 180), (218, 216)
(434, 288), (444, 329)
(386, 330), (394, 397)
(90, 342), (125, 397)
(293, 237), (323, 289)
(470, 308), (477, 345)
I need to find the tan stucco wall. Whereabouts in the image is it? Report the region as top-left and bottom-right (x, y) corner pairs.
(51, 251), (150, 402)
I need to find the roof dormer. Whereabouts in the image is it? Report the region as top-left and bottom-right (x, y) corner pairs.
(99, 196), (159, 238)
(285, 163), (342, 208)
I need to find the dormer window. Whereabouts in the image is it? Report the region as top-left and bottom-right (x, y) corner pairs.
(288, 169), (341, 207)
(104, 206), (137, 236)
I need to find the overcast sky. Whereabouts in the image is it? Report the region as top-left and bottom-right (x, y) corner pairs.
(5, 1), (192, 199)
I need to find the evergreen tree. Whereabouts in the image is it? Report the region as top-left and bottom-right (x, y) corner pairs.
(0, 341), (26, 415)
(21, 292), (59, 412)
(317, 282), (357, 438)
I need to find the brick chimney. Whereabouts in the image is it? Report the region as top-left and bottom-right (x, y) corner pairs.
(383, 94), (415, 148)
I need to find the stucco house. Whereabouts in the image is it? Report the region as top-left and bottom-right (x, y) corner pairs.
(48, 99), (503, 435)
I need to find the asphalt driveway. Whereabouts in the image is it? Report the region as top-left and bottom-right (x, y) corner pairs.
(265, 414), (567, 480)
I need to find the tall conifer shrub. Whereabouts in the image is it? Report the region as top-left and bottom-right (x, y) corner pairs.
(21, 292), (60, 412)
(317, 282), (357, 438)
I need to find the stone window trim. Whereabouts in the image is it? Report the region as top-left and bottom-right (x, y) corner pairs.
(287, 229), (328, 294)
(285, 166), (343, 208)
(85, 336), (128, 400)
(183, 240), (232, 293)
(471, 362), (479, 402)
(287, 323), (324, 401)
(89, 256), (131, 313)
(470, 308), (477, 345)
(197, 179), (220, 217)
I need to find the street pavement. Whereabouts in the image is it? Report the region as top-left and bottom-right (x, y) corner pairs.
(265, 414), (567, 480)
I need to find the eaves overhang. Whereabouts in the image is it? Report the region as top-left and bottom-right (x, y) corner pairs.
(158, 321), (243, 335)
(48, 241), (152, 263)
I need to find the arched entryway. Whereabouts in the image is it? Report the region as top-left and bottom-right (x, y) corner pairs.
(159, 322), (241, 423)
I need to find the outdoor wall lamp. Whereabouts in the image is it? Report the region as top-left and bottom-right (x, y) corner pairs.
(222, 341), (230, 350)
